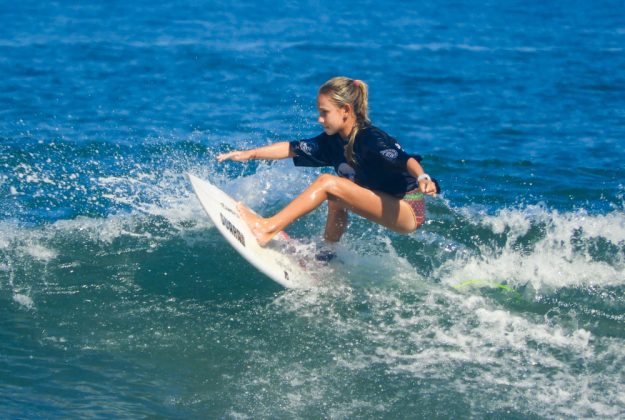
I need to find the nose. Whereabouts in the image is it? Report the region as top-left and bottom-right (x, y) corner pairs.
(318, 116), (324, 124)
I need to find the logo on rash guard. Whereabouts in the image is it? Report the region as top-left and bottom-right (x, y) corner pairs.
(380, 149), (398, 161)
(337, 162), (356, 180)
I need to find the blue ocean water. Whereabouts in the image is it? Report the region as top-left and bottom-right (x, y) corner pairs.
(1, 0), (624, 417)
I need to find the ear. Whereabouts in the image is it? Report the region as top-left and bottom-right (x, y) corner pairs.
(342, 103), (353, 117)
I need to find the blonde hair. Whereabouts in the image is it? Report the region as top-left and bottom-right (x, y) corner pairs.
(319, 76), (370, 165)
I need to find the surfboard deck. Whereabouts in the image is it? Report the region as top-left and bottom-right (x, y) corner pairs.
(187, 173), (317, 288)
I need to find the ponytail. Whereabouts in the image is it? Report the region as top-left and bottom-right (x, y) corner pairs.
(319, 77), (370, 166)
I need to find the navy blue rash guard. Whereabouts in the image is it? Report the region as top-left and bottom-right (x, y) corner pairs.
(289, 125), (421, 197)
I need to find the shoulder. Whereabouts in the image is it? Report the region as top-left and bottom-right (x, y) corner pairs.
(308, 131), (334, 142)
(295, 132), (337, 147)
(358, 125), (401, 148)
(357, 125), (412, 165)
(291, 132), (343, 157)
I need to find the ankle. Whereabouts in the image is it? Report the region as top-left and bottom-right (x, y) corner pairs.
(265, 220), (281, 236)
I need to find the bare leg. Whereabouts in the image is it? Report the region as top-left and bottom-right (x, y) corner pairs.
(238, 174), (418, 246)
(324, 200), (348, 242)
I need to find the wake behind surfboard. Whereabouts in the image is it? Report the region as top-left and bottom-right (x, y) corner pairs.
(187, 173), (318, 288)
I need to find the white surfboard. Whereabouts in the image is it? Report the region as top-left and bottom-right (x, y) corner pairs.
(188, 173), (317, 288)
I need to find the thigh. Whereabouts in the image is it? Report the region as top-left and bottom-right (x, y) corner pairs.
(326, 176), (417, 233)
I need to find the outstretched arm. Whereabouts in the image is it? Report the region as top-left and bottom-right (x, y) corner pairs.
(217, 141), (295, 162)
(406, 157), (437, 196)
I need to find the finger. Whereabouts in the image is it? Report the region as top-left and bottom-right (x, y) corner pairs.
(418, 181), (427, 193)
(427, 181), (437, 196)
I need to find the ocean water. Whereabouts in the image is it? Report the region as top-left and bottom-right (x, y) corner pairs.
(1, 0), (624, 417)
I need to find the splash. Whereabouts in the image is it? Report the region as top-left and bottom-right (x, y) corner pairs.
(438, 204), (625, 292)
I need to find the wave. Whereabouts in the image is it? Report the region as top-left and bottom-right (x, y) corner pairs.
(2, 161), (624, 300)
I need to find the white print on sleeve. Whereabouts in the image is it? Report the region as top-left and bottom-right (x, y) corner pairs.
(299, 141), (317, 155)
(380, 149), (399, 161)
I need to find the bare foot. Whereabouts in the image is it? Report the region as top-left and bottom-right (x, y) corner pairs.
(236, 202), (276, 246)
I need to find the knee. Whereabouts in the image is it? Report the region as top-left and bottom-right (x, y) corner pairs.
(315, 173), (341, 196)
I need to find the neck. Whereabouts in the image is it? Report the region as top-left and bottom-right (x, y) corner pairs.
(339, 118), (357, 140)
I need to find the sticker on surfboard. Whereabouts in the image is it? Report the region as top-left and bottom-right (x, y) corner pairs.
(188, 173), (318, 288)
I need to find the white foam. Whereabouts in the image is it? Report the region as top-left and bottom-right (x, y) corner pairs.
(440, 204), (625, 291)
(24, 244), (57, 262)
(13, 293), (34, 309)
(483, 205), (625, 244)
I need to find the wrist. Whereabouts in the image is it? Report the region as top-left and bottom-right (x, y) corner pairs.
(417, 173), (431, 182)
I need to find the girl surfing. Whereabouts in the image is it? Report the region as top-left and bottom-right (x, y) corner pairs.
(217, 76), (439, 247)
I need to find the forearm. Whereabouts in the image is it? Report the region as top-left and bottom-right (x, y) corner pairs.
(218, 141), (294, 162)
(406, 157), (426, 179)
(249, 142), (294, 160)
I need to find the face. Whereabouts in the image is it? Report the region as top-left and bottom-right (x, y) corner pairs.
(317, 93), (350, 136)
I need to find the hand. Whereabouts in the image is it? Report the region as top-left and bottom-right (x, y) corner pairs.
(419, 179), (437, 196)
(216, 150), (254, 162)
